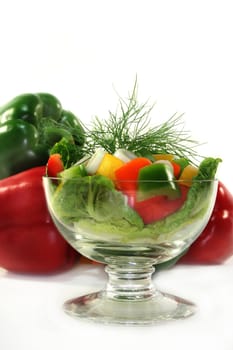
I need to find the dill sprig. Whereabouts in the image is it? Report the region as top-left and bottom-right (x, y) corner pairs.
(84, 79), (201, 162)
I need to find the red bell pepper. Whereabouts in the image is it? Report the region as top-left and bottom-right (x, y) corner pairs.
(0, 166), (78, 274)
(179, 181), (233, 264)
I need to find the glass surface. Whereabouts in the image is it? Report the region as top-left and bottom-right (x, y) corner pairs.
(43, 176), (218, 325)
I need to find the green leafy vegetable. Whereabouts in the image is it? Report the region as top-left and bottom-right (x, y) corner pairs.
(52, 174), (144, 230)
(50, 137), (84, 168)
(59, 163), (87, 179)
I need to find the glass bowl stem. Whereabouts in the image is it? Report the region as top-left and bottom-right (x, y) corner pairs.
(63, 257), (196, 325)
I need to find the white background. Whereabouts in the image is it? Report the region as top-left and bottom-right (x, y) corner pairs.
(0, 0), (233, 349)
(0, 0), (232, 192)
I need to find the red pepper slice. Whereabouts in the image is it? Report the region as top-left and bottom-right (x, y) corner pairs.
(127, 185), (189, 224)
(47, 153), (64, 177)
(171, 161), (181, 178)
(115, 157), (152, 191)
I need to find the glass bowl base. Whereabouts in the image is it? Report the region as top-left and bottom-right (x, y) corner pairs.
(63, 290), (197, 325)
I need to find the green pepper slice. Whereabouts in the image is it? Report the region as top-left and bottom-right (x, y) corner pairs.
(138, 163), (181, 201)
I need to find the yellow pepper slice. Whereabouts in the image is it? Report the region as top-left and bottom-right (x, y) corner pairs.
(96, 154), (124, 180)
(179, 164), (199, 187)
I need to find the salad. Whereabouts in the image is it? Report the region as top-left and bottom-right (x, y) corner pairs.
(48, 148), (220, 245)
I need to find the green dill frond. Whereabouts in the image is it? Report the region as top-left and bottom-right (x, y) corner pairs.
(84, 79), (201, 163)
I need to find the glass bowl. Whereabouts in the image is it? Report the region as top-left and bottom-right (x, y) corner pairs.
(43, 175), (218, 325)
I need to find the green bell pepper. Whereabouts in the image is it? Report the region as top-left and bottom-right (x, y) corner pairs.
(0, 93), (85, 179)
